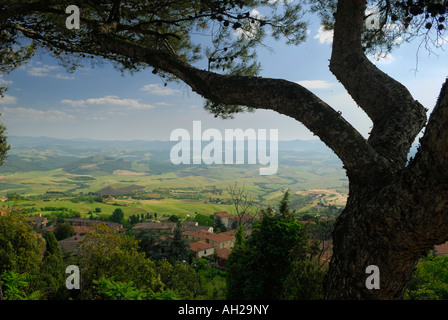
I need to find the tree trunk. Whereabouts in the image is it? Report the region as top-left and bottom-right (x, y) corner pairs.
(324, 78), (448, 299)
(324, 183), (420, 299)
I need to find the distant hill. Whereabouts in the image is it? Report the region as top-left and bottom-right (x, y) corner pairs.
(0, 136), (340, 174)
(0, 136), (350, 198)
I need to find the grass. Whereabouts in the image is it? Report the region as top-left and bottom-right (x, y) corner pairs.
(0, 149), (348, 222)
(2, 196), (234, 221)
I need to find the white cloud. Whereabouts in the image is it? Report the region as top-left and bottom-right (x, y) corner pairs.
(314, 26), (333, 44)
(0, 75), (13, 85)
(140, 84), (181, 96)
(61, 95), (155, 110)
(27, 64), (59, 77)
(369, 52), (395, 65)
(296, 80), (334, 89)
(2, 106), (75, 122)
(26, 63), (75, 80)
(54, 74), (75, 80)
(0, 95), (18, 105)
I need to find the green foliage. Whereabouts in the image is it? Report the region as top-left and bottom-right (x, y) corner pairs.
(135, 227), (191, 262)
(405, 255), (448, 300)
(214, 215), (227, 233)
(191, 213), (214, 227)
(1, 0), (310, 118)
(310, 0), (448, 57)
(110, 208), (125, 224)
(168, 226), (191, 262)
(226, 191), (324, 299)
(0, 117), (11, 167)
(167, 214), (179, 223)
(0, 213), (45, 275)
(156, 259), (203, 299)
(74, 224), (161, 299)
(93, 276), (148, 300)
(37, 232), (66, 299)
(195, 258), (228, 300)
(0, 271), (41, 300)
(53, 222), (75, 240)
(93, 276), (182, 300)
(234, 225), (246, 246)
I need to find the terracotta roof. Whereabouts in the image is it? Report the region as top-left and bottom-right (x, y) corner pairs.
(73, 226), (94, 234)
(185, 230), (234, 243)
(220, 229), (252, 237)
(65, 218), (123, 230)
(217, 247), (232, 260)
(220, 229), (237, 236)
(184, 225), (213, 233)
(298, 220), (316, 225)
(214, 211), (232, 218)
(45, 225), (93, 234)
(58, 235), (85, 253)
(182, 221), (198, 227)
(434, 241), (448, 255)
(132, 222), (176, 231)
(190, 241), (214, 252)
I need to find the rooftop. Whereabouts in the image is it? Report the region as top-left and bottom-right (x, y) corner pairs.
(217, 247), (232, 260)
(190, 241), (214, 252)
(185, 229), (234, 243)
(132, 222), (177, 231)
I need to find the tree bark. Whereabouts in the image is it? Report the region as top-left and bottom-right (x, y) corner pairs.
(324, 79), (448, 299)
(322, 0), (448, 299)
(329, 0), (427, 168)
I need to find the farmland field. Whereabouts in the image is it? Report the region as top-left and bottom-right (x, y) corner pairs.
(0, 136), (349, 219)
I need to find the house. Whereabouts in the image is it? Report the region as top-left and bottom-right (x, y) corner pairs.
(214, 212), (234, 229)
(182, 221), (198, 228)
(216, 247), (232, 269)
(27, 213), (48, 230)
(65, 218), (124, 232)
(214, 211), (256, 230)
(132, 222), (177, 234)
(184, 229), (234, 251)
(46, 225), (93, 236)
(219, 228), (252, 238)
(58, 234), (85, 255)
(184, 225), (214, 233)
(190, 241), (215, 259)
(433, 242), (448, 256)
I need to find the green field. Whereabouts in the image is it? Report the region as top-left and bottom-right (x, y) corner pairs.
(0, 136), (349, 219)
(2, 196), (234, 220)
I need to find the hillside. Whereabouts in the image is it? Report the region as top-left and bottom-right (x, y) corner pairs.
(0, 136), (348, 215)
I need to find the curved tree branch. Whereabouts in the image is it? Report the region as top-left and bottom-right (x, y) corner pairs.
(94, 32), (390, 180)
(330, 0), (427, 169)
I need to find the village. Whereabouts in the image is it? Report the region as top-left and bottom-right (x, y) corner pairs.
(24, 206), (448, 275)
(25, 211), (260, 269)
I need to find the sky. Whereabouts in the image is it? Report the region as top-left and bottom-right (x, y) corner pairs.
(0, 8), (447, 142)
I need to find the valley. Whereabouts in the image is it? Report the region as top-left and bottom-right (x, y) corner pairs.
(0, 136), (349, 220)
